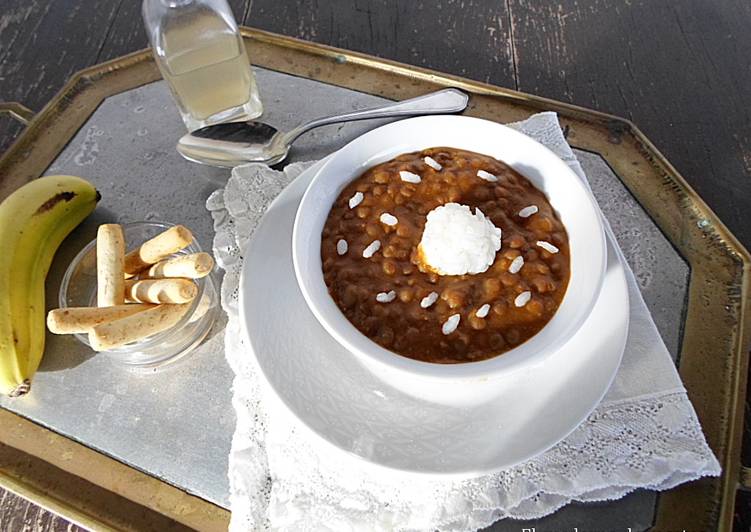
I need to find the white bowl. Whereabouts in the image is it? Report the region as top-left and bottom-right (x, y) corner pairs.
(292, 115), (606, 404)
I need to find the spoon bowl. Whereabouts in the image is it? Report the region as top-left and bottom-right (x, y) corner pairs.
(178, 121), (290, 167)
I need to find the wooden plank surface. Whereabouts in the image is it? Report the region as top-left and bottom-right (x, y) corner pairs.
(506, 0), (751, 253)
(0, 0), (123, 150)
(1, 0), (750, 529)
(0, 490), (82, 532)
(248, 0), (517, 86)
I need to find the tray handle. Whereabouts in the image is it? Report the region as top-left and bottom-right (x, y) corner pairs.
(0, 102), (34, 126)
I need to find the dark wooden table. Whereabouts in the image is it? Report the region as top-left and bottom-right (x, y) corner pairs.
(1, 1), (750, 530)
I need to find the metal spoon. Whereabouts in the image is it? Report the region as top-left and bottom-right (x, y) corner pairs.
(176, 88), (469, 168)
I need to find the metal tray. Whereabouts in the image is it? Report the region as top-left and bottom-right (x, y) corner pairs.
(0, 28), (749, 531)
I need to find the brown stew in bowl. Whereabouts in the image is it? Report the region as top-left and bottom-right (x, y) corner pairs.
(320, 147), (570, 363)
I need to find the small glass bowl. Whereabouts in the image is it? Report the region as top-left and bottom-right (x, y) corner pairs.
(59, 221), (219, 368)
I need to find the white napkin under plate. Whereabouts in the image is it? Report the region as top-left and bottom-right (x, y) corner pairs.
(207, 112), (720, 531)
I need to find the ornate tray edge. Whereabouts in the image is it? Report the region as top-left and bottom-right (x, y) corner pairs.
(0, 408), (229, 531)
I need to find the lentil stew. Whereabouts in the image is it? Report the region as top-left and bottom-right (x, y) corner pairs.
(320, 147), (570, 363)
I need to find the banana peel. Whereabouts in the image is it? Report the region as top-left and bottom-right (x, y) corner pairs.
(0, 175), (99, 396)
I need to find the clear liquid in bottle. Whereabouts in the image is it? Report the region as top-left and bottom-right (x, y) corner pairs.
(143, 0), (263, 131)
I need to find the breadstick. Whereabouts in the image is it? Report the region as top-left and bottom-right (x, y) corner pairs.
(146, 252), (214, 279)
(124, 278), (197, 304)
(47, 304), (155, 334)
(124, 225), (193, 276)
(97, 224), (125, 306)
(89, 303), (191, 351)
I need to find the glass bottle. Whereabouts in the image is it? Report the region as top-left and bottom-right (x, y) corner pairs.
(142, 0), (263, 131)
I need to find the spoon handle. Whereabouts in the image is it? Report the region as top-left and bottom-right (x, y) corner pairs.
(280, 88), (469, 145)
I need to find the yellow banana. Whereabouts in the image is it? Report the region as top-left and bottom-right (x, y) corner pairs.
(0, 175), (99, 396)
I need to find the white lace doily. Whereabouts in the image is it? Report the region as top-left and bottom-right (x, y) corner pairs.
(207, 112), (720, 531)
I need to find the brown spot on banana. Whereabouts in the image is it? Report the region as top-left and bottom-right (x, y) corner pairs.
(34, 191), (77, 215)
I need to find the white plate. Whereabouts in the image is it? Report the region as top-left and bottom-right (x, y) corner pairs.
(239, 160), (629, 476)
